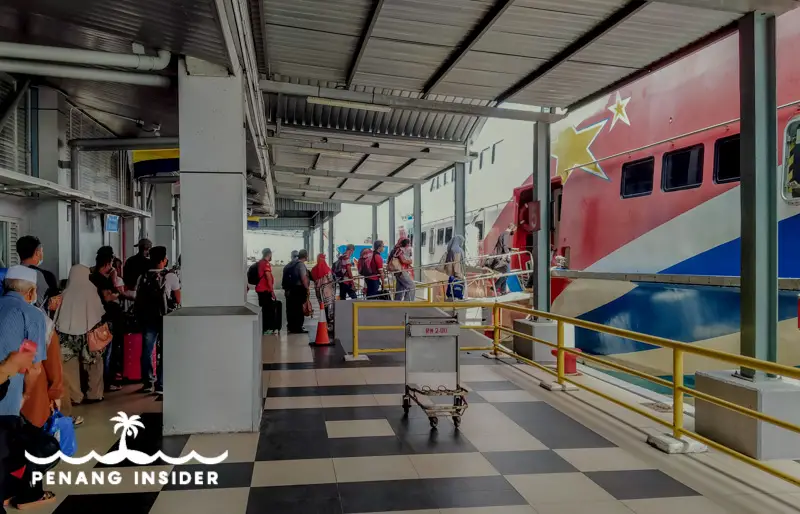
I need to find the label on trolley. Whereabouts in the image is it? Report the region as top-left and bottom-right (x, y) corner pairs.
(408, 324), (461, 337)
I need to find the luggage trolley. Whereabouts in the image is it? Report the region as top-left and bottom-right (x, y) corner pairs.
(402, 314), (468, 428)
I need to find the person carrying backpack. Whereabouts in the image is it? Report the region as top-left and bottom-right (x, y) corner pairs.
(360, 241), (385, 300)
(133, 246), (180, 395)
(248, 248), (277, 335)
(333, 245), (357, 300)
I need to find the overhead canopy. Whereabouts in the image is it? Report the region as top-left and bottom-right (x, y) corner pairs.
(250, 0), (799, 207)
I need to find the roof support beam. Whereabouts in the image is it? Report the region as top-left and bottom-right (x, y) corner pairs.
(422, 0), (515, 95)
(277, 194), (380, 205)
(355, 158), (415, 202)
(494, 0), (648, 104)
(265, 136), (475, 162)
(347, 0), (386, 88)
(260, 80), (564, 123)
(274, 165), (427, 184)
(651, 0), (799, 14)
(276, 183), (399, 196)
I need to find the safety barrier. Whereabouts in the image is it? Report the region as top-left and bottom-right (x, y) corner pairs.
(351, 300), (800, 488)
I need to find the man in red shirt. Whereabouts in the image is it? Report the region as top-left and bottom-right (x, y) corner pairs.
(365, 240), (385, 299)
(256, 248), (276, 334)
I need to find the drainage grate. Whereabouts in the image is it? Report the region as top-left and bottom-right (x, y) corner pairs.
(642, 402), (673, 413)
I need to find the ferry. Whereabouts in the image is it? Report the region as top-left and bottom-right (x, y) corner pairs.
(407, 7), (800, 388)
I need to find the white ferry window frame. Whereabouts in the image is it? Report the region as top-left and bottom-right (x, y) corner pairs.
(437, 228), (444, 245)
(713, 134), (741, 184)
(661, 144), (704, 192)
(420, 231), (427, 247)
(620, 156), (655, 199)
(782, 117), (800, 204)
(444, 226), (453, 243)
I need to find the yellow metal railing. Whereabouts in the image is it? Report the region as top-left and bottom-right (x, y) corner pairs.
(351, 300), (800, 488)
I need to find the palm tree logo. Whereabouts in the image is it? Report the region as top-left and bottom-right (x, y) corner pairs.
(110, 412), (145, 454)
(26, 411), (228, 466)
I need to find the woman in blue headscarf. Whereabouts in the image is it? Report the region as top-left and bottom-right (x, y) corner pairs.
(443, 235), (466, 300)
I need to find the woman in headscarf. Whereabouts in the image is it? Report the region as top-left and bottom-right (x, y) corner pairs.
(55, 265), (107, 405)
(310, 254), (335, 324)
(443, 235), (467, 301)
(388, 238), (415, 301)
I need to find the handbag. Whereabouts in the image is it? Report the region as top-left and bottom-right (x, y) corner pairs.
(87, 323), (113, 353)
(48, 294), (62, 312)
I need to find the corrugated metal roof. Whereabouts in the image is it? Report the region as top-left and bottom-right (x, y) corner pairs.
(1, 0), (229, 66)
(254, 0), (796, 205)
(266, 76), (486, 144)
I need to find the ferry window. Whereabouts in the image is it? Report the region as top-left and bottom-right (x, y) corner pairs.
(784, 121), (800, 199)
(662, 145), (704, 192)
(620, 157), (654, 198)
(492, 142), (501, 164)
(445, 227), (453, 243)
(714, 135), (740, 184)
(475, 220), (484, 242)
(468, 162), (473, 174)
(420, 231), (427, 246)
(479, 151), (484, 170)
(443, 173), (448, 185)
(437, 228), (444, 245)
(430, 180), (435, 192)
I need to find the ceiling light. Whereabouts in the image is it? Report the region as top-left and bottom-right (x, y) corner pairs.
(307, 96), (392, 113)
(297, 147), (358, 158)
(293, 199), (324, 206)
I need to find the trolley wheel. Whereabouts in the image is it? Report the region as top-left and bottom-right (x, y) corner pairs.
(402, 396), (411, 415)
(429, 416), (439, 428)
(453, 416), (461, 428)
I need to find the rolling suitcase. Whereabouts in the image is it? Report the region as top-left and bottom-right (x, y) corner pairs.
(271, 300), (283, 331)
(122, 333), (143, 381)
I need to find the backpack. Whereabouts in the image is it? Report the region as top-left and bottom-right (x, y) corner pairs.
(332, 258), (347, 280)
(247, 262), (261, 286)
(358, 249), (375, 277)
(134, 271), (168, 325)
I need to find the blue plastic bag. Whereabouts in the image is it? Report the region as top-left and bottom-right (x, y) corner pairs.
(44, 409), (77, 457)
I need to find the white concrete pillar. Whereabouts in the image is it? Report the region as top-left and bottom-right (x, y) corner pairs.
(177, 61), (247, 308)
(153, 183), (175, 262)
(163, 58), (259, 435)
(29, 87), (71, 280)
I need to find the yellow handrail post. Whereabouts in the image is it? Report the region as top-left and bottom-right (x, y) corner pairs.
(428, 284), (433, 304)
(557, 320), (565, 386)
(492, 303), (501, 357)
(673, 348), (684, 439)
(353, 303), (360, 359)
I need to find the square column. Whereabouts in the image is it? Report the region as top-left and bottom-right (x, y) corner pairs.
(738, 11), (778, 372)
(388, 197), (396, 248)
(30, 87), (71, 279)
(303, 231), (310, 255)
(372, 205), (378, 243)
(328, 216), (334, 259)
(153, 183), (175, 262)
(454, 162), (466, 240)
(533, 122), (551, 312)
(413, 184), (422, 277)
(319, 218), (324, 256)
(163, 58), (260, 435)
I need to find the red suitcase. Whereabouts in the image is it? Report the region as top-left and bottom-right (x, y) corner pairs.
(123, 333), (143, 381)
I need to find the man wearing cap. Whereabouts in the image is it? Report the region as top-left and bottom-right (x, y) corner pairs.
(0, 266), (55, 506)
(123, 238), (152, 292)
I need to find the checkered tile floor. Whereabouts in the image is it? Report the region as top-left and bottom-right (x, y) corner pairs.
(43, 316), (800, 514)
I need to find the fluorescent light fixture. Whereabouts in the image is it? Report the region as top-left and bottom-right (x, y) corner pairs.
(307, 96), (392, 113)
(293, 199), (324, 205)
(297, 147), (357, 158)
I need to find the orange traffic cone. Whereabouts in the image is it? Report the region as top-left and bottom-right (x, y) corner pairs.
(310, 300), (334, 347)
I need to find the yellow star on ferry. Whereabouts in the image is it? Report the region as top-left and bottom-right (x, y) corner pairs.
(550, 119), (607, 183)
(608, 91), (631, 130)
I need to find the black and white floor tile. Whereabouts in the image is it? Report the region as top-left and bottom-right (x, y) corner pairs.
(43, 325), (800, 514)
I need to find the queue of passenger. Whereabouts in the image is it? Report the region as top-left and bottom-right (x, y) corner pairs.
(0, 235), (180, 511)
